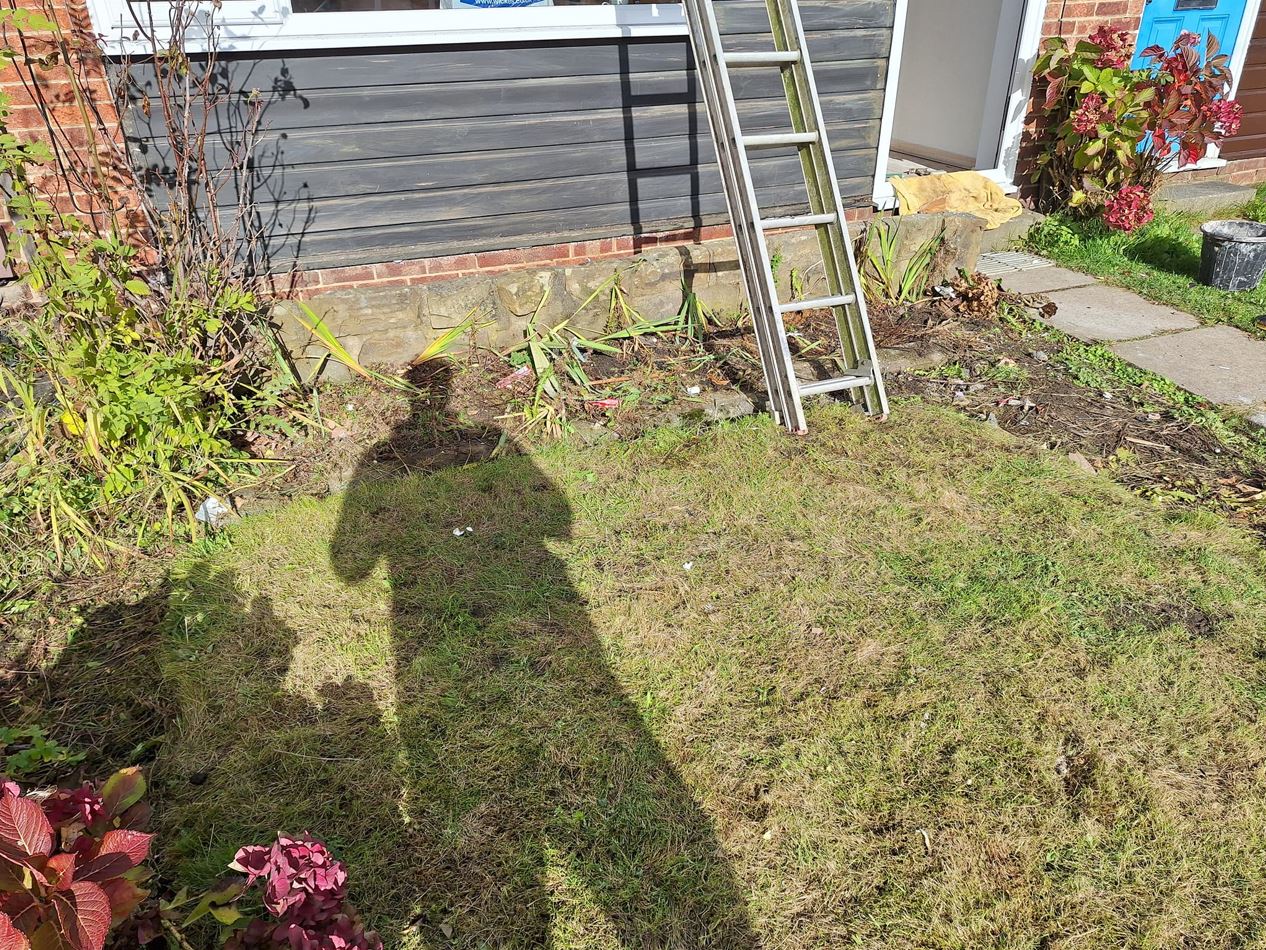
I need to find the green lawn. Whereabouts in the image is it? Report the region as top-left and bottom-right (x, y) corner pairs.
(1025, 189), (1266, 336)
(155, 403), (1266, 948)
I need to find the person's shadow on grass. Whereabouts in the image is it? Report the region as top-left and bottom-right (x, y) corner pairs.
(330, 363), (758, 949)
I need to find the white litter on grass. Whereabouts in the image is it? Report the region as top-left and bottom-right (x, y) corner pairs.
(682, 561), (694, 572)
(451, 526), (475, 537)
(685, 385), (702, 396)
(195, 496), (231, 527)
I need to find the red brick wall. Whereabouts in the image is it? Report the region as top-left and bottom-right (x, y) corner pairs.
(1041, 0), (1147, 42)
(0, 0), (137, 241)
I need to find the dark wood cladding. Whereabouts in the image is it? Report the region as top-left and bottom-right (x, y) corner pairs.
(1224, 6), (1266, 159)
(121, 0), (893, 272)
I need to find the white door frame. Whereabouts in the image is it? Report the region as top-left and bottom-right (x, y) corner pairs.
(874, 0), (1266, 206)
(872, 0), (1046, 208)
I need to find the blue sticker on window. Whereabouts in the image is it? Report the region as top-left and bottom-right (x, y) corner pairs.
(446, 0), (552, 6)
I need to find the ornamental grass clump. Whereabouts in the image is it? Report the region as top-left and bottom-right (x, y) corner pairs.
(1033, 26), (1242, 231)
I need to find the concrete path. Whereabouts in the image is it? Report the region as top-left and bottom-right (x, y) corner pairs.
(991, 259), (1266, 420)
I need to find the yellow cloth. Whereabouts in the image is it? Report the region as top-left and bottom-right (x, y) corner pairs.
(890, 170), (1025, 230)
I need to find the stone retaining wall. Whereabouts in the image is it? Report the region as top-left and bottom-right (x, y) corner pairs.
(275, 212), (990, 380)
(275, 231), (825, 379)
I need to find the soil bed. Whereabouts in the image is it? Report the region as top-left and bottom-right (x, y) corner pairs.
(262, 282), (1266, 541)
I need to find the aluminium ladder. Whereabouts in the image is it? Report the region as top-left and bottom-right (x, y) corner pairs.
(681, 0), (888, 433)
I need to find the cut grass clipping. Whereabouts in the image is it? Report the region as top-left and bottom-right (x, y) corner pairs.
(1025, 189), (1266, 336)
(159, 403), (1266, 948)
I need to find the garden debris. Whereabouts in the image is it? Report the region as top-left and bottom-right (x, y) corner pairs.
(496, 366), (531, 389)
(882, 275), (1266, 538)
(1067, 452), (1098, 476)
(1055, 732), (1097, 800)
(950, 271), (1002, 317)
(194, 496), (233, 527)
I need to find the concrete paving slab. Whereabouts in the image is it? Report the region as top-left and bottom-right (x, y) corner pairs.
(1157, 180), (1257, 215)
(1042, 284), (1200, 342)
(997, 265), (1099, 295)
(1110, 325), (1266, 407)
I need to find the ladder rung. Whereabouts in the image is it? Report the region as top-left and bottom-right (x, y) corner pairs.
(740, 131), (819, 149)
(798, 374), (873, 398)
(723, 51), (801, 67)
(777, 293), (855, 315)
(760, 212), (836, 230)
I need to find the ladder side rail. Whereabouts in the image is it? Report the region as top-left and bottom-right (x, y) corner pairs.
(701, 0), (809, 433)
(772, 0), (889, 415)
(764, 0), (871, 412)
(682, 0), (791, 425)
(688, 0), (805, 430)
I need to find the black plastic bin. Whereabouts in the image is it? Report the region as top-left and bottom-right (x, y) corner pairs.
(1199, 219), (1266, 292)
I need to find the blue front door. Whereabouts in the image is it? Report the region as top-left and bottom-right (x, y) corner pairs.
(1132, 0), (1250, 66)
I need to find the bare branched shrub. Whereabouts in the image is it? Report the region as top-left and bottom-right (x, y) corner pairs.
(0, 0), (306, 586)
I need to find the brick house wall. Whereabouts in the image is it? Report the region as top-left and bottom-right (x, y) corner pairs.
(0, 0), (137, 245)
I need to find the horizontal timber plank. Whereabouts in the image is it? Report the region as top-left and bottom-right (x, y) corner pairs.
(257, 174), (875, 273)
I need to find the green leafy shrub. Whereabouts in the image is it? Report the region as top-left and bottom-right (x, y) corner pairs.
(1033, 27), (1241, 227)
(0, 11), (311, 586)
(0, 727), (83, 779)
(0, 129), (269, 568)
(1025, 216), (1087, 256)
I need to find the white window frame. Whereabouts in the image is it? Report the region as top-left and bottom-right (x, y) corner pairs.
(85, 0), (688, 56)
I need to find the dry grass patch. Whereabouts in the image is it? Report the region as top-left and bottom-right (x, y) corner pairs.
(156, 401), (1266, 948)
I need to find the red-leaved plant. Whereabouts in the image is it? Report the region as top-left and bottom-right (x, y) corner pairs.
(0, 769), (152, 950)
(219, 835), (381, 950)
(1138, 30), (1241, 167)
(1033, 26), (1242, 229)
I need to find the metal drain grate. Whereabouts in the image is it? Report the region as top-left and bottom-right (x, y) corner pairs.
(976, 250), (1054, 278)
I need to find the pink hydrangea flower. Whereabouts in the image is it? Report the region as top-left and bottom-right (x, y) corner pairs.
(1088, 25), (1133, 69)
(1103, 185), (1155, 232)
(1071, 93), (1108, 136)
(1204, 98), (1244, 137)
(227, 835), (381, 950)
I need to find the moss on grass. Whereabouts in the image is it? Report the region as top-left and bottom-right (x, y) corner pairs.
(157, 403), (1266, 948)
